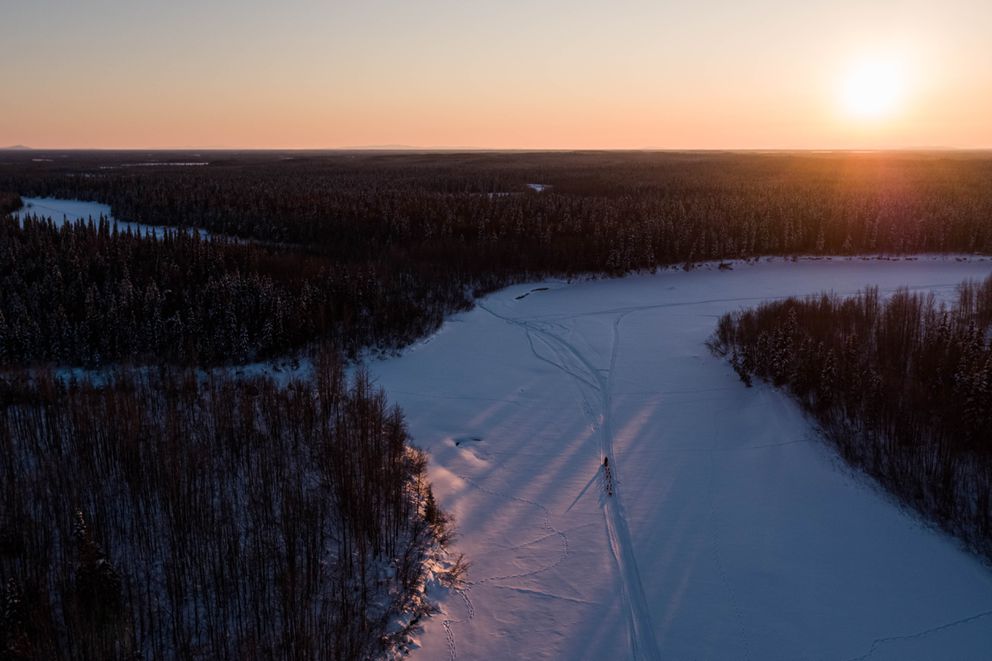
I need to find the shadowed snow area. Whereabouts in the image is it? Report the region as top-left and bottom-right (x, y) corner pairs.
(368, 257), (992, 661)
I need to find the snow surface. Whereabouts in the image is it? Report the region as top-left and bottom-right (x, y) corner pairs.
(368, 256), (992, 661)
(12, 197), (210, 239)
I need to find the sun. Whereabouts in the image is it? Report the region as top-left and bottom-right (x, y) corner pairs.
(841, 57), (907, 120)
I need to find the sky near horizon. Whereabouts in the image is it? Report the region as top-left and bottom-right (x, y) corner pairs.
(2, 0), (990, 150)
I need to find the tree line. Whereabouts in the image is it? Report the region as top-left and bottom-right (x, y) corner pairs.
(710, 276), (992, 559)
(0, 349), (457, 660)
(9, 153), (992, 270)
(4, 151), (992, 368)
(0, 214), (470, 367)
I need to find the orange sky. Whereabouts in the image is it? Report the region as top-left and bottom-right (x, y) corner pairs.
(2, 0), (991, 149)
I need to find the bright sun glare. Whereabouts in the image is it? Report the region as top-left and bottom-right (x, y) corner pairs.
(841, 58), (908, 120)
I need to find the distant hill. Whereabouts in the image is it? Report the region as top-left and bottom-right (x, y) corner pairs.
(344, 144), (421, 150)
(341, 144), (485, 151)
(1, 144), (32, 150)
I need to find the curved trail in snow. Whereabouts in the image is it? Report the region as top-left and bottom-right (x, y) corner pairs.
(372, 260), (992, 661)
(478, 301), (662, 660)
(465, 280), (987, 660)
(601, 312), (663, 661)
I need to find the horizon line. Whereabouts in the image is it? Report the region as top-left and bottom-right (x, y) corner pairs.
(4, 146), (992, 153)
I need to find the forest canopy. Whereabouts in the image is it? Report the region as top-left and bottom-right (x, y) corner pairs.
(3, 151), (992, 368)
(0, 351), (450, 659)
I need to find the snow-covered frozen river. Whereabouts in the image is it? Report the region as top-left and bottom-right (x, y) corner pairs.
(12, 197), (210, 239)
(369, 257), (992, 661)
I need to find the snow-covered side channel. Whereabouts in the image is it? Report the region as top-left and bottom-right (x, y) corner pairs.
(12, 197), (211, 239)
(368, 256), (992, 661)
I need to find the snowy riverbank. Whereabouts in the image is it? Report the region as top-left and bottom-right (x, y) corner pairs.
(12, 197), (211, 239)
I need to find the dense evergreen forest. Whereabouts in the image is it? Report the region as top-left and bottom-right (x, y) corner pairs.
(0, 216), (463, 366)
(3, 150), (992, 367)
(0, 193), (20, 215)
(710, 277), (992, 559)
(0, 351), (456, 660)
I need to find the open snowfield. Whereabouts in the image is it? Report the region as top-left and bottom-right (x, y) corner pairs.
(368, 257), (992, 661)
